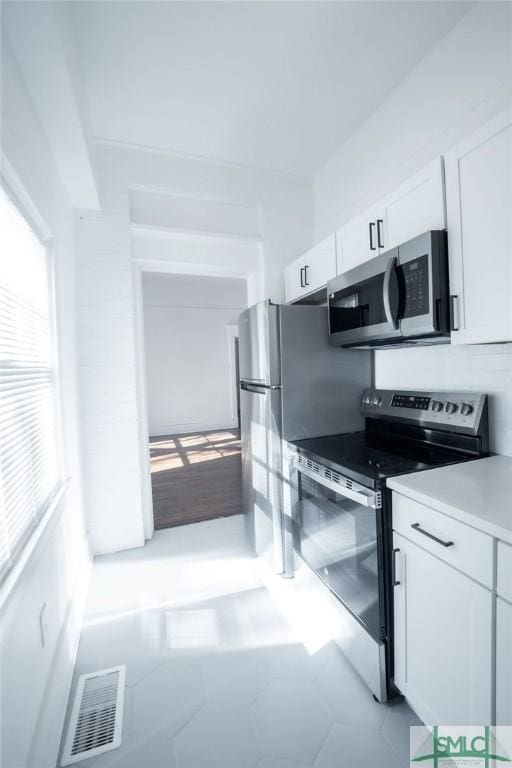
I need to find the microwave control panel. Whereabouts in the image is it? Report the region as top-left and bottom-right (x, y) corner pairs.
(400, 254), (429, 318)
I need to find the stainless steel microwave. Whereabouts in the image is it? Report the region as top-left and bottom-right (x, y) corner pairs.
(327, 230), (450, 348)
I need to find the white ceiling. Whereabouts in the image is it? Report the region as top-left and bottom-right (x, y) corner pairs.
(72, 1), (472, 177)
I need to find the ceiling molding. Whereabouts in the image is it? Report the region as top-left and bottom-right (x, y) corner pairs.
(94, 136), (313, 183)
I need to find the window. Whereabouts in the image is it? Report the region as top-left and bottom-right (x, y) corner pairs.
(0, 185), (60, 584)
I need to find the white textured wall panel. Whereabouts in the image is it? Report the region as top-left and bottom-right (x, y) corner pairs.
(375, 344), (512, 456)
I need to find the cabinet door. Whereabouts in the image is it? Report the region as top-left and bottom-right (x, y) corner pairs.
(497, 597), (512, 726)
(336, 204), (382, 273)
(303, 234), (336, 293)
(445, 108), (512, 344)
(393, 531), (493, 725)
(382, 157), (446, 251)
(284, 255), (305, 304)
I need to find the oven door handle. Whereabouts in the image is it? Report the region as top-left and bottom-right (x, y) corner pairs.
(292, 457), (381, 509)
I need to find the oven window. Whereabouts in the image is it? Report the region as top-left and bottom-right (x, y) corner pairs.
(329, 273), (387, 333)
(293, 473), (381, 639)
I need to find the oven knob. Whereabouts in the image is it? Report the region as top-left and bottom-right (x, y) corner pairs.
(431, 400), (444, 412)
(371, 396), (381, 406)
(461, 403), (474, 416)
(445, 402), (458, 415)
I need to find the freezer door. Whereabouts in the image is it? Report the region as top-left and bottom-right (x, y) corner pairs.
(240, 381), (284, 573)
(279, 304), (370, 440)
(238, 301), (280, 386)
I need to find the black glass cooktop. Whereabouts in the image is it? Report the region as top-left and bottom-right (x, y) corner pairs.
(290, 430), (473, 489)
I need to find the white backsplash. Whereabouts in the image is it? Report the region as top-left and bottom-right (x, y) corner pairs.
(375, 344), (512, 457)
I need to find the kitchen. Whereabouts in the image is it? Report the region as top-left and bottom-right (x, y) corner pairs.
(0, 2), (511, 768)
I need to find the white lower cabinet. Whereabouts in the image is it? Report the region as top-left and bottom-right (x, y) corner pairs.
(497, 541), (512, 725)
(393, 530), (493, 725)
(496, 597), (512, 726)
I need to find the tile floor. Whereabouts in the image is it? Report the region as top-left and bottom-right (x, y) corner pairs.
(61, 515), (420, 768)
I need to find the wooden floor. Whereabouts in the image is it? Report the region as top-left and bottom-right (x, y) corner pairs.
(149, 428), (242, 530)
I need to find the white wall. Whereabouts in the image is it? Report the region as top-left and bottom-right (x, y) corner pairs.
(313, 2), (512, 457)
(0, 36), (90, 768)
(314, 2), (512, 240)
(143, 273), (246, 436)
(77, 140), (312, 554)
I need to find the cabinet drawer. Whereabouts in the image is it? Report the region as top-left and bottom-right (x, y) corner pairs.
(392, 493), (493, 587)
(497, 541), (512, 603)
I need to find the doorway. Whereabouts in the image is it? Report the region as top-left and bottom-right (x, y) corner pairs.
(141, 272), (246, 530)
(149, 429), (241, 529)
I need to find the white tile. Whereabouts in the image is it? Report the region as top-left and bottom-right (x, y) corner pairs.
(251, 678), (332, 764)
(173, 703), (262, 768)
(101, 727), (176, 768)
(316, 651), (387, 729)
(66, 516), (421, 768)
(75, 614), (169, 686)
(132, 660), (205, 738)
(203, 642), (317, 707)
(257, 760), (311, 768)
(380, 699), (422, 766)
(314, 725), (402, 768)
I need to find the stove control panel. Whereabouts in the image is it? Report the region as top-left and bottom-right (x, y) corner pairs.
(360, 388), (487, 435)
(391, 394), (431, 410)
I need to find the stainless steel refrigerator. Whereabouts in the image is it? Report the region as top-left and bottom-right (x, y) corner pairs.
(239, 300), (371, 576)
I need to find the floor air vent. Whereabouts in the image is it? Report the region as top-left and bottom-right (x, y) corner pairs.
(61, 666), (125, 765)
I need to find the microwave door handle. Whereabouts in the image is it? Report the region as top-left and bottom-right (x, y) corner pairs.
(383, 255), (399, 329)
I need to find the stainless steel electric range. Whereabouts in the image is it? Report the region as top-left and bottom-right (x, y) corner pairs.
(287, 388), (489, 702)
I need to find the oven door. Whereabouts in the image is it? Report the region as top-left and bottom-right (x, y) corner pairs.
(291, 458), (386, 642)
(327, 249), (402, 347)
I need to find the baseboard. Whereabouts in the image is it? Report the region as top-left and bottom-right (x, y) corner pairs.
(26, 549), (92, 768)
(150, 421), (238, 437)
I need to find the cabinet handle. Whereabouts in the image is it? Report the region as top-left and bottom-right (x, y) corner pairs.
(450, 295), (459, 331)
(392, 547), (400, 586)
(369, 222), (376, 251)
(300, 267), (305, 288)
(376, 219), (384, 249)
(411, 522), (454, 548)
(304, 265), (310, 287)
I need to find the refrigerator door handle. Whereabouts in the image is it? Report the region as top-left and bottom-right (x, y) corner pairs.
(240, 381), (281, 393)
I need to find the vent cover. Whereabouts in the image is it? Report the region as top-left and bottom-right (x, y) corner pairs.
(61, 666), (125, 765)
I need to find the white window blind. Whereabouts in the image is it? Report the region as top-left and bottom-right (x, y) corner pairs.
(0, 185), (60, 584)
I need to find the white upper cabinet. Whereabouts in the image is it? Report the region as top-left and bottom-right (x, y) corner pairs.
(445, 107), (512, 344)
(335, 203), (385, 274)
(382, 156), (446, 250)
(284, 234), (336, 304)
(284, 257), (305, 304)
(336, 157), (445, 274)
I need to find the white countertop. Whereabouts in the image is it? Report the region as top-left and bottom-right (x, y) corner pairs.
(387, 454), (512, 545)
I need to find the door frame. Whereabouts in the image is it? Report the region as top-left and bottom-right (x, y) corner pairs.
(132, 259), (255, 540)
(226, 324), (240, 430)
